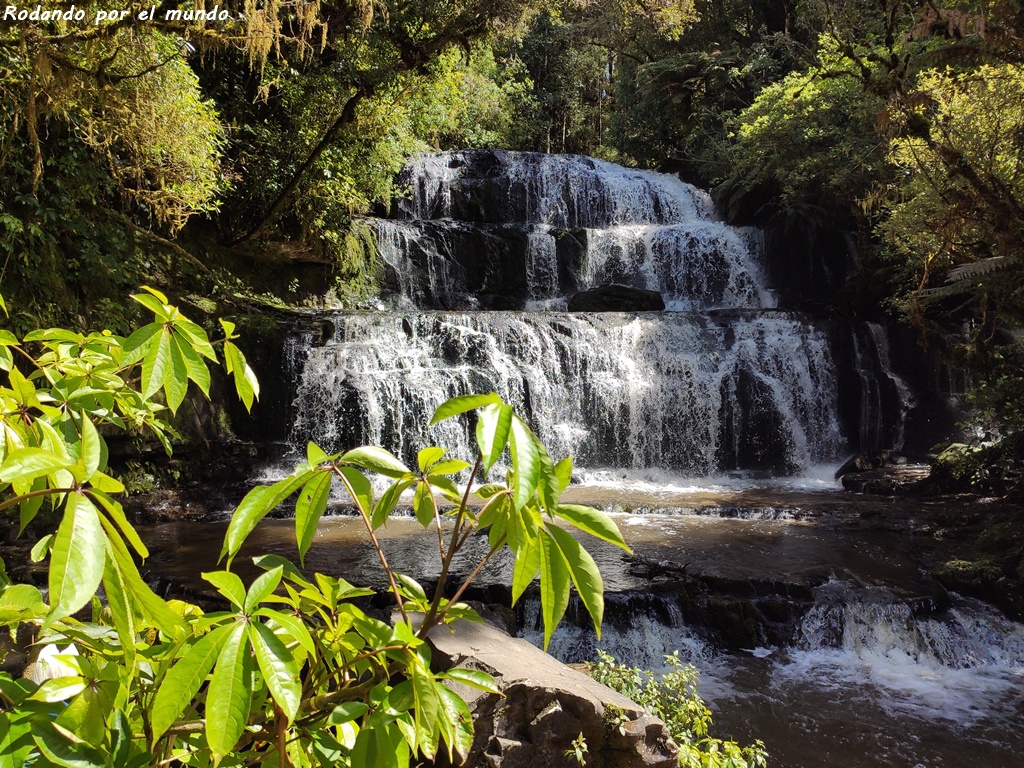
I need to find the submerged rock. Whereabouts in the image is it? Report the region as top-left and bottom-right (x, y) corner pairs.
(426, 619), (678, 768)
(567, 284), (666, 312)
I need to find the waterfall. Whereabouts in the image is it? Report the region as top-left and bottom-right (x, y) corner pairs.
(290, 311), (844, 475)
(289, 150), (857, 476)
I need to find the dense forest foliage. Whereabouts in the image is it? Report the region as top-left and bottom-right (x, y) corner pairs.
(1, 0), (1022, 488)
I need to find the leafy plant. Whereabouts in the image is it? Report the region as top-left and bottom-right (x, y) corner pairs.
(0, 291), (629, 767)
(588, 650), (767, 768)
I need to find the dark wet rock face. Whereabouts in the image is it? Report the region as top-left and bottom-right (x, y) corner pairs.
(567, 284), (666, 312)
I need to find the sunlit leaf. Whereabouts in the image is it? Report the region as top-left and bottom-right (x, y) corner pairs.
(206, 623), (251, 765)
(429, 392), (501, 425)
(294, 471), (331, 566)
(47, 493), (105, 624)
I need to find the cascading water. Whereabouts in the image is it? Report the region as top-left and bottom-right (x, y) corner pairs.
(289, 150), (847, 476)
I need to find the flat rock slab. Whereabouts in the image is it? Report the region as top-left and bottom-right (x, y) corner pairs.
(427, 620), (678, 768)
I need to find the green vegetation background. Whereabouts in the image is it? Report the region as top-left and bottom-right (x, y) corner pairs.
(2, 0), (1022, 486)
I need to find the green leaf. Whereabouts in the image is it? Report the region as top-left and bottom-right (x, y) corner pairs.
(326, 701), (369, 725)
(394, 573), (428, 603)
(509, 416), (541, 510)
(89, 490), (149, 558)
(555, 505), (631, 552)
(224, 341), (259, 411)
(511, 531), (540, 605)
(99, 518), (184, 636)
(339, 466), (374, 515)
(141, 327), (172, 401)
(294, 471), (331, 567)
(437, 685), (474, 758)
(429, 392), (502, 425)
(475, 402), (512, 472)
(203, 571), (246, 610)
(306, 441), (330, 467)
(554, 457), (573, 494)
(78, 410), (102, 480)
(536, 442), (560, 515)
(417, 446), (446, 472)
(249, 621), (301, 723)
(30, 676), (87, 703)
(102, 551), (137, 670)
(340, 446), (409, 478)
(412, 481), (435, 527)
(427, 459), (471, 476)
(150, 623), (234, 743)
(221, 472), (310, 566)
(32, 722), (107, 768)
(244, 565), (283, 613)
(174, 332), (211, 397)
(206, 623), (252, 766)
(164, 335), (190, 413)
(253, 607), (316, 656)
(537, 528), (571, 651)
(47, 493), (105, 624)
(371, 478), (414, 529)
(408, 653), (442, 759)
(546, 525), (604, 637)
(121, 322), (162, 357)
(30, 534), (54, 562)
(0, 447), (71, 484)
(439, 667), (501, 694)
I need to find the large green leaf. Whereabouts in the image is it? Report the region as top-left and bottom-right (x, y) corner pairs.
(294, 471), (331, 566)
(78, 411), (102, 481)
(101, 551), (137, 670)
(511, 532), (540, 605)
(174, 333), (211, 397)
(546, 525), (604, 637)
(417, 446), (446, 472)
(32, 722), (107, 768)
(164, 335), (189, 414)
(339, 466), (374, 515)
(253, 607), (316, 656)
(244, 565), (283, 613)
(150, 623), (234, 743)
(429, 392), (501, 425)
(555, 504), (631, 552)
(206, 623), (252, 766)
(437, 685), (475, 759)
(99, 517), (184, 636)
(340, 446), (409, 478)
(141, 327), (172, 401)
(408, 653), (442, 760)
(439, 668), (501, 694)
(412, 481), (435, 528)
(47, 493), (105, 624)
(223, 341), (259, 411)
(371, 478), (415, 529)
(203, 571), (246, 610)
(0, 447), (71, 484)
(508, 416), (540, 510)
(89, 489), (149, 558)
(220, 472), (311, 566)
(249, 621), (301, 723)
(475, 402), (512, 471)
(537, 528), (571, 651)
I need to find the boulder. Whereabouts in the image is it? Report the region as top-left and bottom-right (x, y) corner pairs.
(567, 284), (665, 312)
(426, 620), (678, 768)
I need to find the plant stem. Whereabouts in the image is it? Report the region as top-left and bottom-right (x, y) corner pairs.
(333, 466), (408, 623)
(419, 456), (481, 634)
(435, 536), (506, 626)
(0, 487), (77, 513)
